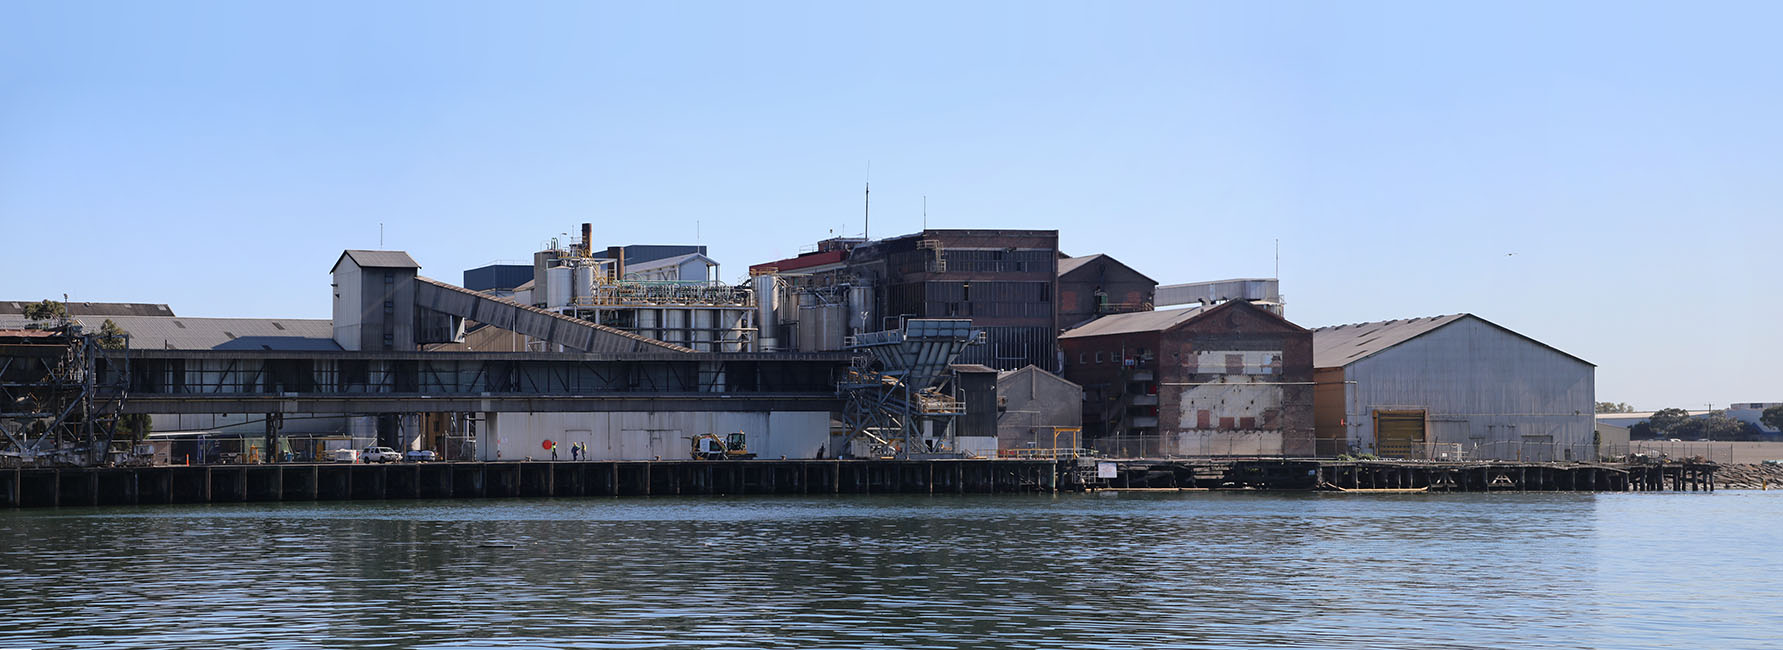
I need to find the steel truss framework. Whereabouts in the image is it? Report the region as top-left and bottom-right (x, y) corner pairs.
(837, 319), (982, 459)
(0, 326), (130, 466)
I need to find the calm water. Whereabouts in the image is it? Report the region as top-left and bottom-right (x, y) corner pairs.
(1, 491), (1779, 649)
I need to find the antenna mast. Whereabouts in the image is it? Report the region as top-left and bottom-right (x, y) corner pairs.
(863, 161), (871, 240)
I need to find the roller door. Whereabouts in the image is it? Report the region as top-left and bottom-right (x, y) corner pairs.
(1374, 410), (1426, 459)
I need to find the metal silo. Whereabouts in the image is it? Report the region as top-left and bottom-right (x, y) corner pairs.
(546, 267), (572, 308)
(753, 275), (779, 352)
(572, 265), (595, 305)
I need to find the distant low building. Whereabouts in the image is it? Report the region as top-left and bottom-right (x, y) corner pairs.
(622, 252), (721, 283)
(1313, 314), (1594, 461)
(1724, 402), (1782, 435)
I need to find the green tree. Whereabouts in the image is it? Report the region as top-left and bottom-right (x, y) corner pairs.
(116, 413), (153, 442)
(97, 319), (128, 350)
(1595, 401), (1635, 413)
(94, 319), (150, 440)
(1671, 413), (1747, 441)
(21, 299), (67, 325)
(1647, 407), (1692, 435)
(1760, 405), (1783, 433)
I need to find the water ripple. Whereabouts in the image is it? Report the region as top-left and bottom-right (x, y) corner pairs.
(0, 492), (1778, 649)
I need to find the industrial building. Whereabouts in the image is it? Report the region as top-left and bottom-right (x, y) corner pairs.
(750, 229), (1061, 371)
(1057, 254), (1156, 331)
(995, 366), (1083, 453)
(1311, 314), (1595, 461)
(508, 226), (755, 353)
(1060, 300), (1315, 457)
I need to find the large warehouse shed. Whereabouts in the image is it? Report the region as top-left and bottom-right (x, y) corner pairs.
(1312, 314), (1594, 461)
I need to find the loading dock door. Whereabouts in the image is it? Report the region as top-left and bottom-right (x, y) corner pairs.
(1374, 410), (1427, 459)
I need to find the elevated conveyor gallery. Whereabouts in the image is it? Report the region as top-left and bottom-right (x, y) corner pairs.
(413, 276), (692, 354)
(330, 249), (691, 354)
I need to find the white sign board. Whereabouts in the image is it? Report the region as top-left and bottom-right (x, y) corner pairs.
(1097, 462), (1118, 479)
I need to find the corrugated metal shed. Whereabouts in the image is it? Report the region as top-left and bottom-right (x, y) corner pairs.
(1058, 306), (1205, 339)
(1313, 313), (1595, 461)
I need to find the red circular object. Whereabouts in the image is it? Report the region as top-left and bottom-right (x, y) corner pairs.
(542, 439), (555, 450)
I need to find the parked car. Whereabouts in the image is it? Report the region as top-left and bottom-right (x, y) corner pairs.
(404, 449), (438, 463)
(361, 446), (402, 463)
(328, 448), (359, 463)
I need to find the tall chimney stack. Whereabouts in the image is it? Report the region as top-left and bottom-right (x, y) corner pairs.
(605, 245), (626, 281)
(580, 223), (593, 257)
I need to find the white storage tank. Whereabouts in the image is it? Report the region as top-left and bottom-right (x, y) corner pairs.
(572, 265), (595, 305)
(546, 267), (572, 308)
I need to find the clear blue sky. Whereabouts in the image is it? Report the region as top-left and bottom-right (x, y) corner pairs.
(3, 1), (1777, 410)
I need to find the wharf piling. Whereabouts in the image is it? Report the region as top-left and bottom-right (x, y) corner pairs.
(0, 458), (1069, 508)
(1088, 459), (1717, 493)
(0, 458), (1718, 508)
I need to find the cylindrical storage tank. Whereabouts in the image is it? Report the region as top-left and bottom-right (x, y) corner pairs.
(665, 309), (687, 347)
(572, 265), (595, 304)
(637, 309), (658, 342)
(848, 284), (876, 331)
(692, 309), (713, 351)
(752, 275), (778, 352)
(546, 267), (572, 308)
(719, 307), (747, 352)
(822, 304), (846, 350)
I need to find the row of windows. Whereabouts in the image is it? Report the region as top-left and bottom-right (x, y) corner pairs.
(924, 281), (1051, 303)
(1075, 348), (1151, 365)
(941, 249), (1053, 273)
(932, 301), (1053, 318)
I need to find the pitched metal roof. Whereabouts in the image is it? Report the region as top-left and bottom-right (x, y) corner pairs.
(1056, 255), (1098, 276)
(0, 301), (174, 317)
(332, 250), (420, 272)
(1311, 315), (1466, 368)
(624, 252), (716, 273)
(1056, 254), (1157, 284)
(1058, 306), (1207, 339)
(1311, 313), (1593, 369)
(996, 364), (1083, 390)
(80, 316), (339, 350)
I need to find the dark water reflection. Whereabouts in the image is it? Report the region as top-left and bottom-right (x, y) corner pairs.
(1, 491), (1778, 649)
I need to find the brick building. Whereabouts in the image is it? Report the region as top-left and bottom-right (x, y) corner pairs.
(1060, 300), (1314, 457)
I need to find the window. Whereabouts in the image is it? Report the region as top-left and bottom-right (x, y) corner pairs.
(1095, 351), (1105, 364)
(1078, 352), (1086, 365)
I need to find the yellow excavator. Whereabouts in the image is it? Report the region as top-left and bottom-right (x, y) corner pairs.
(690, 432), (757, 460)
